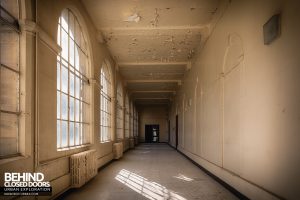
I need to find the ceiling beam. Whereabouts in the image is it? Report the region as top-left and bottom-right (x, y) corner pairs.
(134, 97), (170, 100)
(136, 102), (170, 106)
(126, 80), (181, 84)
(100, 25), (208, 32)
(135, 98), (170, 100)
(118, 62), (188, 67)
(131, 90), (175, 93)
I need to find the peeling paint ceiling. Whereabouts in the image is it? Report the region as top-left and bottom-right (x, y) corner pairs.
(82, 0), (222, 105)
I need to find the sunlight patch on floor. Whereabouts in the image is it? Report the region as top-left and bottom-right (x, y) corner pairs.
(173, 174), (194, 182)
(115, 169), (186, 200)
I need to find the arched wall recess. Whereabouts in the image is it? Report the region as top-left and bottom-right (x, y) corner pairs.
(222, 33), (244, 74)
(221, 33), (244, 175)
(192, 77), (198, 153)
(181, 93), (185, 148)
(196, 78), (204, 156)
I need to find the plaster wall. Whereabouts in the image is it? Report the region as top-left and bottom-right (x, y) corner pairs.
(169, 0), (300, 199)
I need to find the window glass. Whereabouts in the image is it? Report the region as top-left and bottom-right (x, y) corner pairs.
(125, 94), (129, 138)
(57, 9), (90, 149)
(116, 83), (124, 139)
(100, 61), (112, 142)
(0, 0), (20, 157)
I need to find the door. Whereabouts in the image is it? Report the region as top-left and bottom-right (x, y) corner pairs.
(145, 125), (159, 143)
(175, 115), (178, 149)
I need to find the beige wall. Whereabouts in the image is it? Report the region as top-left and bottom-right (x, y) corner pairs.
(139, 106), (168, 143)
(169, 0), (300, 199)
(0, 0), (129, 198)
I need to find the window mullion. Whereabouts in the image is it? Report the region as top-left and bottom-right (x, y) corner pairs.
(1, 63), (20, 74)
(16, 25), (20, 120)
(59, 23), (63, 148)
(67, 10), (70, 148)
(0, 6), (20, 33)
(79, 80), (82, 144)
(73, 65), (76, 146)
(72, 19), (76, 146)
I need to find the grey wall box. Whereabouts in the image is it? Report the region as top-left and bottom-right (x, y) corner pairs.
(263, 14), (281, 45)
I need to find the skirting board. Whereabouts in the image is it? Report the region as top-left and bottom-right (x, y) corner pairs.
(177, 146), (282, 200)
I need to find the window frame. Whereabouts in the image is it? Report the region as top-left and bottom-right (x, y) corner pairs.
(129, 101), (134, 138)
(0, 2), (21, 158)
(100, 60), (112, 142)
(133, 106), (138, 137)
(116, 83), (124, 140)
(124, 94), (129, 138)
(56, 8), (91, 150)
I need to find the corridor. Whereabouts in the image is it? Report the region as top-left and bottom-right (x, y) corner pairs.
(62, 144), (237, 200)
(1, 0), (300, 199)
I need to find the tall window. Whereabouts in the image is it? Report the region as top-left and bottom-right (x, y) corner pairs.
(100, 61), (112, 142)
(133, 106), (138, 137)
(124, 94), (129, 138)
(135, 112), (138, 137)
(0, 1), (20, 157)
(57, 9), (90, 149)
(130, 101), (134, 137)
(116, 83), (123, 139)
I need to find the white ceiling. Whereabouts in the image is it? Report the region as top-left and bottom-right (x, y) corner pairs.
(82, 0), (222, 105)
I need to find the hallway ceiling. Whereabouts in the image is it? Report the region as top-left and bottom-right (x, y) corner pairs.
(82, 0), (222, 105)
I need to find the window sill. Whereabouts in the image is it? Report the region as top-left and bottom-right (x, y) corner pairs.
(0, 155), (29, 166)
(100, 140), (112, 144)
(57, 143), (92, 152)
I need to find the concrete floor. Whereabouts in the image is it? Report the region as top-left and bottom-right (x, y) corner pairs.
(61, 144), (238, 200)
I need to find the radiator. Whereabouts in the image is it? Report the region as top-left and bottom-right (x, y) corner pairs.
(70, 149), (97, 188)
(129, 138), (135, 149)
(113, 142), (123, 159)
(134, 137), (139, 145)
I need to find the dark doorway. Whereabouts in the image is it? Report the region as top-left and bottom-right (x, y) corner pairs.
(145, 125), (159, 143)
(175, 115), (178, 149)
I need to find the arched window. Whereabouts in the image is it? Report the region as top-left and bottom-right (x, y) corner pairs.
(0, 0), (20, 157)
(116, 83), (124, 139)
(100, 61), (112, 142)
(124, 94), (129, 138)
(57, 9), (90, 149)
